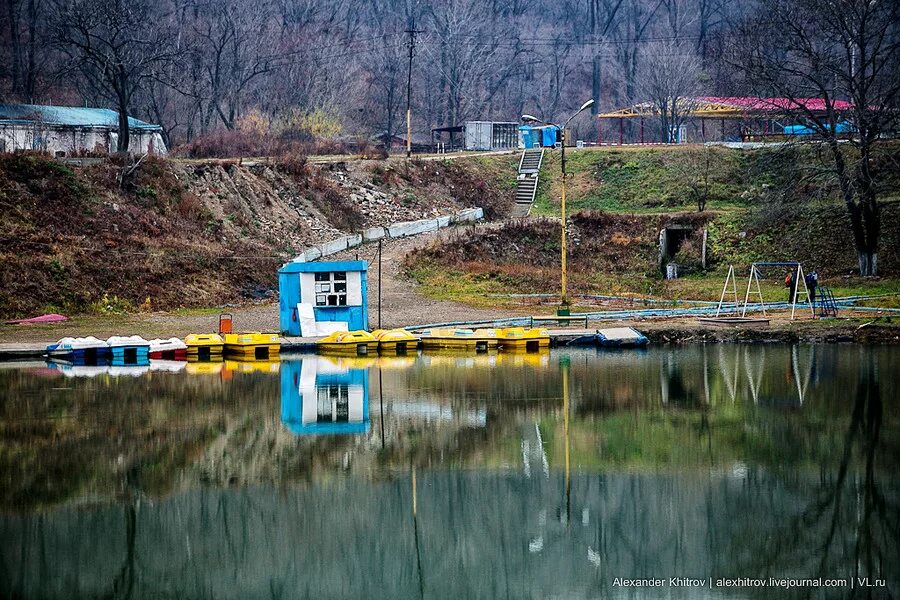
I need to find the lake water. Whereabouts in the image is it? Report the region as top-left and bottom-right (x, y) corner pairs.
(0, 345), (897, 599)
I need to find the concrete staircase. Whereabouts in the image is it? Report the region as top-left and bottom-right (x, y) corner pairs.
(511, 148), (544, 218)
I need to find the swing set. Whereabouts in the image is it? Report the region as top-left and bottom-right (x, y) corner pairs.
(713, 262), (815, 320)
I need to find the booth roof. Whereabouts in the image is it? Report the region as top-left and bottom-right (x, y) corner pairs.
(279, 260), (368, 274)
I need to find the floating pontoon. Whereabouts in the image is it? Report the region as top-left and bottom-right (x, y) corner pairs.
(419, 328), (499, 352)
(185, 333), (225, 359)
(596, 327), (649, 348)
(148, 337), (187, 360)
(224, 333), (280, 360)
(496, 327), (551, 351)
(106, 336), (151, 364)
(372, 329), (419, 354)
(45, 336), (110, 364)
(316, 330), (379, 356)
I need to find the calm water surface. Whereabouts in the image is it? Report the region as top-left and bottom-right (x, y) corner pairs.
(0, 345), (897, 599)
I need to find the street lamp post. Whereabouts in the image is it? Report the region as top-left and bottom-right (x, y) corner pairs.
(522, 99), (594, 314)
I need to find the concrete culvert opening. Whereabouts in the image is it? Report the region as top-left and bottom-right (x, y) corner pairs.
(658, 225), (707, 276)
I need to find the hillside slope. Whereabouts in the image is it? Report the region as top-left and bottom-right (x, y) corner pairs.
(406, 144), (900, 303)
(0, 154), (511, 317)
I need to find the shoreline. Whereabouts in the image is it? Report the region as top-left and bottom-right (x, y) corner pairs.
(1, 312), (897, 362)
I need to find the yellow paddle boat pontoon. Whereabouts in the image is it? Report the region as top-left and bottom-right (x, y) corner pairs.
(184, 360), (224, 375)
(185, 333), (225, 359)
(419, 328), (499, 352)
(496, 327), (551, 351)
(372, 329), (419, 353)
(223, 332), (281, 360)
(316, 330), (379, 356)
(223, 359), (281, 375)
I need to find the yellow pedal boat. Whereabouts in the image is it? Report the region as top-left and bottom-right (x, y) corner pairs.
(316, 330), (379, 355)
(223, 332), (280, 360)
(419, 328), (499, 352)
(372, 329), (418, 353)
(496, 327), (551, 351)
(185, 333), (224, 359)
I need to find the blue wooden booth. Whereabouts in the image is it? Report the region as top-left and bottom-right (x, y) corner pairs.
(278, 260), (369, 336)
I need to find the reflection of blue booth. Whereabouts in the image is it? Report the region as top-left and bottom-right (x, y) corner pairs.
(280, 358), (370, 436)
(278, 260), (368, 336)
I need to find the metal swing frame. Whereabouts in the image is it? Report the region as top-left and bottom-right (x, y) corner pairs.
(739, 262), (815, 320)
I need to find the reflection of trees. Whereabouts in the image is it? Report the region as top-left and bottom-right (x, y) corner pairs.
(109, 503), (136, 600)
(723, 356), (898, 596)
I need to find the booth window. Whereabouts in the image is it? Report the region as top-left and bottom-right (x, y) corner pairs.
(314, 271), (348, 306)
(317, 385), (349, 422)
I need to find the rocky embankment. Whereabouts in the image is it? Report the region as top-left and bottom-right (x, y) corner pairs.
(0, 154), (511, 317)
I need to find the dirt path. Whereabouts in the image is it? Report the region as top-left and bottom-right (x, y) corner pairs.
(0, 225), (519, 343)
(327, 225), (521, 329)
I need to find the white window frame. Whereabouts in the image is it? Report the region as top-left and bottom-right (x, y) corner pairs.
(313, 271), (348, 307)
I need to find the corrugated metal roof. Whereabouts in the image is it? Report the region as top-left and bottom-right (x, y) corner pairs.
(0, 104), (161, 130)
(696, 96), (854, 111)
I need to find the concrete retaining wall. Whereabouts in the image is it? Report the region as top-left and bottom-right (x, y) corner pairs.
(288, 207), (485, 263)
(388, 218), (439, 238)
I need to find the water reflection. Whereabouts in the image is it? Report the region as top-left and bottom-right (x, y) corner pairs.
(0, 345), (896, 598)
(280, 357), (370, 436)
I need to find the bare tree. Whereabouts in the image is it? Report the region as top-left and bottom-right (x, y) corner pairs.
(730, 0), (900, 276)
(49, 0), (179, 152)
(190, 0), (278, 131)
(5, 0), (49, 101)
(639, 40), (704, 142)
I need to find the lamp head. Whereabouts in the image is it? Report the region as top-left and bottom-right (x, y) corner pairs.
(521, 114), (541, 123)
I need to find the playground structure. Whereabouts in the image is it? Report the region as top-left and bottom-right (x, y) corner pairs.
(712, 262), (837, 320)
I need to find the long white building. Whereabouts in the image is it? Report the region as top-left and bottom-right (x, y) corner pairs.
(0, 104), (167, 156)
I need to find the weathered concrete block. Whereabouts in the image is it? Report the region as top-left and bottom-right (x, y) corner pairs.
(472, 207), (484, 220)
(345, 234), (363, 249)
(455, 208), (480, 222)
(388, 218), (439, 238)
(437, 215), (451, 228)
(363, 226), (386, 242)
(302, 247), (321, 262)
(319, 236), (349, 256)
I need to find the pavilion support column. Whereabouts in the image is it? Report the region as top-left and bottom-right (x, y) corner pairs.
(619, 118), (623, 145)
(701, 119), (705, 141)
(597, 120), (602, 146)
(720, 118), (725, 141)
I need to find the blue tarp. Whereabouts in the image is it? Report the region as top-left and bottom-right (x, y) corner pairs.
(519, 124), (560, 148)
(542, 126), (559, 147)
(783, 121), (853, 135)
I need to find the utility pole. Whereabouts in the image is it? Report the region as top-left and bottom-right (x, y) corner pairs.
(377, 238), (383, 329)
(405, 26), (420, 159)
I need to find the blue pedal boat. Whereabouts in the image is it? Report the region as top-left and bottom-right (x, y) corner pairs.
(106, 336), (151, 364)
(45, 336), (110, 364)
